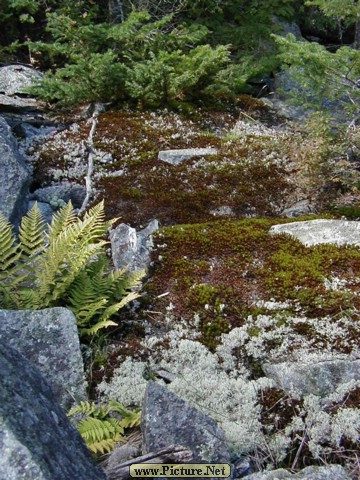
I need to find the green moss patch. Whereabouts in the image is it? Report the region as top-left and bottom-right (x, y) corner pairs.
(145, 218), (360, 351)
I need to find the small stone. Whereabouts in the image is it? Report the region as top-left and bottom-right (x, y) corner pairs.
(110, 220), (159, 272)
(158, 148), (218, 165)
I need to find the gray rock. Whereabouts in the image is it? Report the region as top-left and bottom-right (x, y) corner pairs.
(269, 219), (360, 246)
(245, 465), (350, 479)
(158, 148), (218, 165)
(0, 65), (43, 96)
(0, 340), (106, 480)
(263, 359), (360, 398)
(210, 206), (235, 217)
(31, 183), (86, 209)
(0, 93), (40, 113)
(110, 219), (159, 272)
(105, 444), (139, 472)
(0, 308), (87, 410)
(142, 382), (231, 475)
(272, 16), (304, 41)
(281, 199), (316, 218)
(0, 116), (30, 226)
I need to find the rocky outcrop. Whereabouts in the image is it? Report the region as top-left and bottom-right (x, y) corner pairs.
(0, 116), (30, 226)
(269, 219), (360, 246)
(0, 65), (43, 96)
(110, 220), (159, 272)
(263, 358), (360, 398)
(0, 340), (106, 480)
(141, 382), (231, 477)
(245, 465), (351, 480)
(158, 147), (218, 165)
(0, 308), (87, 410)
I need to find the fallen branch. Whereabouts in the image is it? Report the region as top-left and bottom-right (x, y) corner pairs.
(104, 444), (193, 480)
(78, 112), (98, 216)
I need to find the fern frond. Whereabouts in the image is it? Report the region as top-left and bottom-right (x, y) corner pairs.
(111, 268), (145, 299)
(120, 410), (141, 429)
(68, 401), (98, 417)
(88, 438), (120, 455)
(0, 213), (22, 283)
(79, 319), (118, 336)
(18, 202), (46, 258)
(108, 401), (141, 428)
(101, 291), (140, 323)
(78, 417), (124, 443)
(47, 201), (76, 241)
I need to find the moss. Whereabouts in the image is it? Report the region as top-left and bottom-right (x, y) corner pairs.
(146, 217), (360, 350)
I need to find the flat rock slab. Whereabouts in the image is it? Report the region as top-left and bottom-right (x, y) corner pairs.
(0, 65), (43, 96)
(0, 93), (40, 112)
(246, 465), (350, 479)
(0, 308), (87, 410)
(0, 341), (106, 480)
(158, 148), (218, 165)
(263, 358), (360, 398)
(270, 219), (360, 246)
(142, 382), (231, 479)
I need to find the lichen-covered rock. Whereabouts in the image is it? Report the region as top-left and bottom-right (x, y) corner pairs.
(0, 65), (43, 96)
(0, 341), (106, 480)
(31, 183), (86, 209)
(0, 93), (39, 112)
(263, 358), (360, 398)
(0, 116), (30, 226)
(245, 465), (350, 479)
(141, 382), (231, 476)
(158, 147), (218, 165)
(281, 199), (316, 218)
(0, 308), (87, 410)
(270, 219), (360, 246)
(110, 219), (159, 272)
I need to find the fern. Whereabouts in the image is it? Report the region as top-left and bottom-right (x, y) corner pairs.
(0, 202), (143, 336)
(68, 400), (141, 455)
(47, 200), (77, 241)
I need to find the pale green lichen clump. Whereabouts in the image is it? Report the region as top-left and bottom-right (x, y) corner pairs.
(98, 313), (360, 467)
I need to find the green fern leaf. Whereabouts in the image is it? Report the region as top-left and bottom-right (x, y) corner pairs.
(68, 401), (97, 417)
(101, 291), (140, 323)
(88, 438), (118, 455)
(79, 319), (118, 336)
(47, 200), (76, 241)
(108, 401), (142, 428)
(18, 202), (46, 258)
(0, 213), (22, 279)
(120, 410), (141, 429)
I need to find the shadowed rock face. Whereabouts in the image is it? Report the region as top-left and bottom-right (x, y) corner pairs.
(0, 341), (106, 480)
(0, 308), (87, 410)
(0, 116), (30, 226)
(141, 382), (232, 479)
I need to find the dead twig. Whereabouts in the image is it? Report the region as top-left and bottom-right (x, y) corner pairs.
(104, 444), (193, 480)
